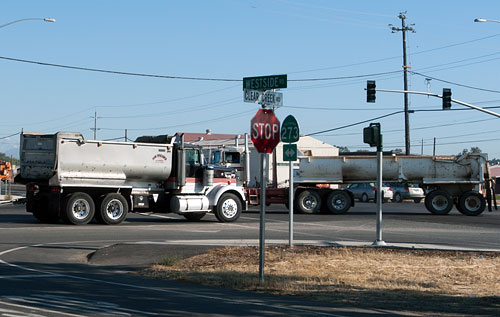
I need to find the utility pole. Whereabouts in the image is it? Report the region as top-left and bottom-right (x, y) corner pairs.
(90, 111), (99, 140)
(389, 12), (415, 155)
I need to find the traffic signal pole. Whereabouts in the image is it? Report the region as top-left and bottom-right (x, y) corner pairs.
(374, 88), (500, 118)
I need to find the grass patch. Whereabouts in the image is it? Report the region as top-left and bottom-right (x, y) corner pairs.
(143, 246), (500, 315)
(160, 254), (183, 266)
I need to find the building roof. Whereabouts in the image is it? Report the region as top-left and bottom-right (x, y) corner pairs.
(491, 165), (500, 178)
(179, 132), (240, 143)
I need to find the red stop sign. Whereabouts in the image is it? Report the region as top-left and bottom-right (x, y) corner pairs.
(250, 109), (280, 153)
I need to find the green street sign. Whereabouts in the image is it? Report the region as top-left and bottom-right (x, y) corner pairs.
(281, 115), (300, 143)
(283, 143), (298, 161)
(243, 74), (287, 91)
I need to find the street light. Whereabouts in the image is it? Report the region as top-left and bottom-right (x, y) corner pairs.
(0, 17), (55, 29)
(474, 18), (500, 24)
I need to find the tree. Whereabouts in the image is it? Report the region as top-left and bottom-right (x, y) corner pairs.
(0, 152), (19, 165)
(336, 146), (349, 153)
(458, 147), (482, 156)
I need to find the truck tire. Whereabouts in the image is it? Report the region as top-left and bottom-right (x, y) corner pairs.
(296, 190), (321, 214)
(424, 190), (453, 215)
(64, 192), (95, 225)
(183, 212), (207, 221)
(458, 191), (486, 216)
(99, 193), (128, 225)
(215, 193), (241, 222)
(325, 190), (351, 214)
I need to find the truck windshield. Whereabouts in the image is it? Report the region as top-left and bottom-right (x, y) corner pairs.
(225, 152), (240, 163)
(186, 149), (200, 165)
(212, 151), (221, 164)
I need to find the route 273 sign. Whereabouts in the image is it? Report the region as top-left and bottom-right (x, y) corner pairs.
(281, 115), (300, 143)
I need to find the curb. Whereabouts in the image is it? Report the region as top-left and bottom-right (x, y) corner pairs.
(129, 239), (500, 253)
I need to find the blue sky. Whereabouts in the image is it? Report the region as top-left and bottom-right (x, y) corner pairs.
(1, 0), (499, 160)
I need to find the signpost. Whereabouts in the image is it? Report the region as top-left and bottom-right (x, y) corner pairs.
(246, 74), (287, 284)
(250, 108), (280, 283)
(281, 115), (299, 248)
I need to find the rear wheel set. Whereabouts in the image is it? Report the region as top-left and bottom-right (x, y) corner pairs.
(63, 192), (128, 225)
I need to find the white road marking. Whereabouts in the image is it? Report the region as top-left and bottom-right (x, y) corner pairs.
(0, 299), (86, 317)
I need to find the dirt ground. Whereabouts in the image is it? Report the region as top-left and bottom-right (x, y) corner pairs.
(143, 246), (500, 316)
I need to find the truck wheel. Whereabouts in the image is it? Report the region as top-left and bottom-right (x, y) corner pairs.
(326, 190), (351, 214)
(458, 191), (486, 216)
(394, 192), (403, 203)
(99, 193), (128, 225)
(183, 212), (206, 221)
(360, 193), (369, 202)
(215, 193), (241, 222)
(64, 192), (95, 225)
(424, 190), (453, 215)
(296, 190), (321, 214)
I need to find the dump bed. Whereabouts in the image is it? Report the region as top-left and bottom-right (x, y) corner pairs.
(296, 154), (490, 185)
(19, 132), (175, 187)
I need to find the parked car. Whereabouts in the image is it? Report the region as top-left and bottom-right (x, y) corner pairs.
(346, 183), (393, 202)
(387, 182), (425, 203)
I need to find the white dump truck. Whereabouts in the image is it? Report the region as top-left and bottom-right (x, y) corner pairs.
(205, 142), (497, 216)
(16, 132), (247, 225)
(294, 154), (496, 216)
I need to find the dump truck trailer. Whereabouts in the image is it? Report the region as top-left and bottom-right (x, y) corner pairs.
(16, 132), (247, 225)
(294, 154), (496, 216)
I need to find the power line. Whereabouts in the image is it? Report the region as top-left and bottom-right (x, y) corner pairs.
(0, 132), (20, 140)
(0, 56), (241, 82)
(99, 110), (255, 131)
(0, 55), (404, 83)
(305, 111), (403, 136)
(411, 71), (500, 94)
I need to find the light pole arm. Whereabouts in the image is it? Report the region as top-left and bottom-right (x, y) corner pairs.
(0, 17), (55, 29)
(368, 88), (500, 118)
(474, 18), (500, 24)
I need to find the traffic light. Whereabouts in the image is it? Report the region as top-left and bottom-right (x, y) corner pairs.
(366, 80), (376, 103)
(363, 123), (381, 148)
(442, 88), (452, 110)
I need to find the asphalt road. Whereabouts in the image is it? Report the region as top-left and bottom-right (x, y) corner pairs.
(0, 202), (499, 316)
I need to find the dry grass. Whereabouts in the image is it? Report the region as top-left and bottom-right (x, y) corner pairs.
(144, 246), (500, 315)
